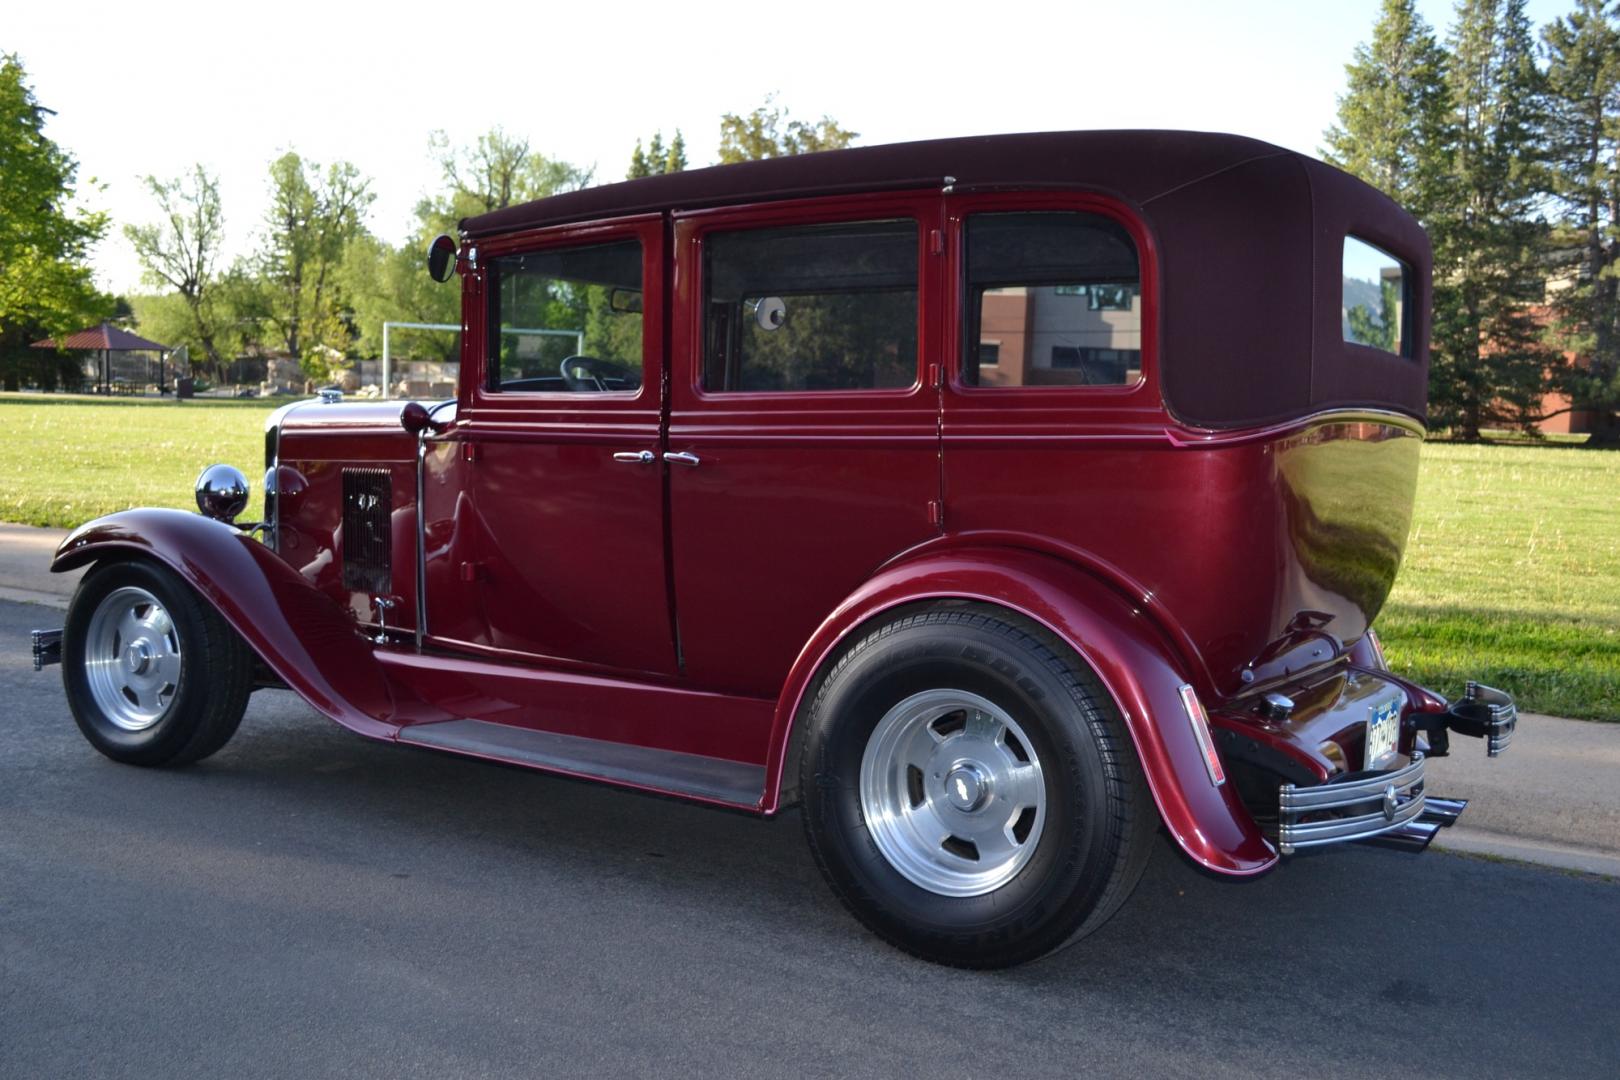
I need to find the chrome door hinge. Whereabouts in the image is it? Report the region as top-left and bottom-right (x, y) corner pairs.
(928, 499), (943, 528)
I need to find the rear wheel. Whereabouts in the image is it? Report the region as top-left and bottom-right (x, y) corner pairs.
(800, 605), (1155, 968)
(63, 559), (254, 767)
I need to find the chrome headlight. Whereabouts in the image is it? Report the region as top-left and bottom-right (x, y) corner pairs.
(195, 464), (250, 523)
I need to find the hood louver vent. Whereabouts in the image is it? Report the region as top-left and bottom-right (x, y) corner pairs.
(341, 468), (392, 594)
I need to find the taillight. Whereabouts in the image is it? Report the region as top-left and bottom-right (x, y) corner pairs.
(1177, 684), (1226, 787)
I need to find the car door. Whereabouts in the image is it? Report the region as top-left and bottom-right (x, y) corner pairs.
(666, 194), (945, 697)
(421, 215), (677, 677)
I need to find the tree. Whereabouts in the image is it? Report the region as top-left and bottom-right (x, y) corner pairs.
(0, 53), (112, 390)
(1428, 0), (1553, 438)
(428, 127), (593, 220)
(1540, 0), (1620, 443)
(627, 129), (688, 179)
(339, 229), (461, 365)
(124, 165), (230, 375)
(718, 96), (858, 163)
(1323, 0), (1452, 217)
(256, 151), (374, 377)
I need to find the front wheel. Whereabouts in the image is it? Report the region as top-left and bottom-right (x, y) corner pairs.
(62, 558), (254, 767)
(800, 606), (1155, 968)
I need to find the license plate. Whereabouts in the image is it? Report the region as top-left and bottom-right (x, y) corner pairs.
(1366, 697), (1401, 770)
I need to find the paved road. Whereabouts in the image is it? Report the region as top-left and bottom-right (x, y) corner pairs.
(2, 598), (1616, 1080)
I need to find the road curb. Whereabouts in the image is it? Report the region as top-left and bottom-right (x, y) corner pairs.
(0, 585), (68, 610)
(1434, 826), (1620, 879)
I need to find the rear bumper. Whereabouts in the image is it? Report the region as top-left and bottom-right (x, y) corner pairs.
(1277, 753), (1468, 853)
(1275, 681), (1516, 855)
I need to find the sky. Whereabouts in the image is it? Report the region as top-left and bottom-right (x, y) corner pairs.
(8, 0), (1576, 295)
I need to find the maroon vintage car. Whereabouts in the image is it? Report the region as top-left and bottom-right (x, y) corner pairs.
(34, 130), (1516, 967)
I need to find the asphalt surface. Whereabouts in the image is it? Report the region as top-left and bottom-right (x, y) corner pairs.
(2, 598), (1617, 1079)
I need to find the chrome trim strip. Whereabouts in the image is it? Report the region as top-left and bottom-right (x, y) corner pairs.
(1278, 753), (1426, 854)
(414, 430), (428, 651)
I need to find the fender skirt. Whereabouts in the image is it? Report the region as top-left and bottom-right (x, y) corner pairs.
(53, 508), (404, 740)
(768, 547), (1279, 876)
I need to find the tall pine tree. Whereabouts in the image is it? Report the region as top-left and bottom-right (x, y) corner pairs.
(1429, 0), (1553, 438)
(1324, 0), (1451, 217)
(1541, 0), (1620, 443)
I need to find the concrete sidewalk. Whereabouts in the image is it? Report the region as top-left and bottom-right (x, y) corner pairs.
(3, 521), (1615, 875)
(0, 523), (77, 607)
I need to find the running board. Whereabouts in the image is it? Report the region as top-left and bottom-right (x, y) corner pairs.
(396, 719), (765, 810)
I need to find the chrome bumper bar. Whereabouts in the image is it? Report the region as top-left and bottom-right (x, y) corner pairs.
(1279, 753), (1428, 854)
(1409, 682), (1518, 759)
(31, 628), (62, 671)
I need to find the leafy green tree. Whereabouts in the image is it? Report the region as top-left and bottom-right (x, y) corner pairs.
(256, 151), (374, 378)
(124, 165), (231, 376)
(1428, 0), (1553, 438)
(1323, 0), (1452, 217)
(0, 53), (112, 390)
(427, 127), (593, 220)
(339, 230), (461, 364)
(718, 96), (858, 163)
(627, 129), (688, 179)
(1540, 0), (1620, 443)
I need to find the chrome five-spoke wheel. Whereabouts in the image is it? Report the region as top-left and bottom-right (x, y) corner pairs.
(83, 586), (181, 731)
(63, 559), (254, 767)
(861, 689), (1046, 896)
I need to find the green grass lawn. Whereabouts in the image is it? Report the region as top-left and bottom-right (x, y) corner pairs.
(0, 393), (277, 529)
(1, 394), (1615, 719)
(1380, 441), (1619, 721)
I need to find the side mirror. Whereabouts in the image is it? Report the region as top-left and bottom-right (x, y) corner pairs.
(426, 234), (458, 283)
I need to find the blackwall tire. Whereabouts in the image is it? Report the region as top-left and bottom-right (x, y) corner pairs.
(800, 605), (1155, 968)
(62, 558), (254, 767)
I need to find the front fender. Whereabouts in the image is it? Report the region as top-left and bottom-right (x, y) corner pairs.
(53, 508), (402, 740)
(767, 547), (1278, 876)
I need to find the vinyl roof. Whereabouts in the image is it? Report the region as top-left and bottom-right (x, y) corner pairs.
(460, 129), (1293, 237)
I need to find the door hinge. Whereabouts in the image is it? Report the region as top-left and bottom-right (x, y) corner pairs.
(927, 499), (943, 528)
(929, 228), (944, 255)
(929, 362), (942, 389)
(458, 560), (485, 583)
(461, 442), (480, 463)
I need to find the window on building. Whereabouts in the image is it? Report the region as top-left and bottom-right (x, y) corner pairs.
(963, 212), (1142, 387)
(487, 240), (644, 393)
(1342, 236), (1412, 357)
(702, 219), (919, 392)
(979, 342), (1001, 367)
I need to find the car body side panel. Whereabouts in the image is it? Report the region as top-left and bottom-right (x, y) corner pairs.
(52, 508), (411, 739)
(764, 546), (1279, 876)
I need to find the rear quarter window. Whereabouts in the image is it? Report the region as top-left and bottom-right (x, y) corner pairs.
(1342, 236), (1412, 357)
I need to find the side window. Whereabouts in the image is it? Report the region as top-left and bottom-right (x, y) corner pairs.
(487, 239), (643, 393)
(702, 219), (919, 392)
(962, 212), (1142, 388)
(1342, 236), (1411, 357)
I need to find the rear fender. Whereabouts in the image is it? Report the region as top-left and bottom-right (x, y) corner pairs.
(767, 546), (1278, 876)
(53, 508), (402, 739)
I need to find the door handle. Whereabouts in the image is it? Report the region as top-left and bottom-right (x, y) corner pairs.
(613, 450), (656, 464)
(663, 451), (701, 467)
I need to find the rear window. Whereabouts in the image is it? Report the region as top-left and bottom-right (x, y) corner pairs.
(962, 212), (1142, 388)
(1342, 236), (1411, 357)
(702, 219), (919, 392)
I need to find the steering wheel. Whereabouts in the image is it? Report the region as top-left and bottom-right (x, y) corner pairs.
(559, 355), (638, 392)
